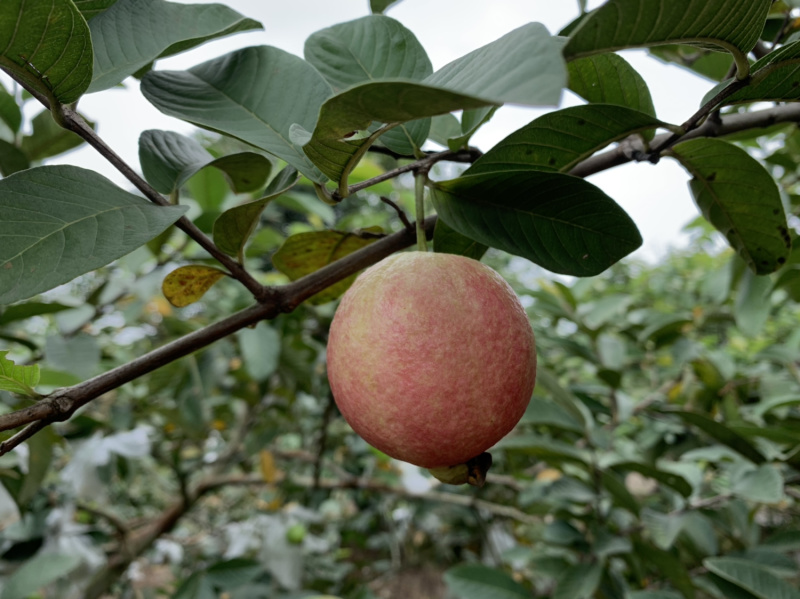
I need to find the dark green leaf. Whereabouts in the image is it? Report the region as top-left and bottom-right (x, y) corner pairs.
(0, 84), (21, 134)
(534, 366), (593, 430)
(443, 564), (528, 599)
(18, 429), (56, 505)
(496, 434), (590, 465)
(87, 0), (262, 93)
(465, 104), (663, 176)
(369, 0), (404, 13)
(73, 0), (119, 20)
(568, 53), (656, 116)
(635, 542), (696, 599)
(213, 166), (299, 259)
(447, 106), (497, 151)
(704, 557), (800, 599)
(0, 552), (82, 599)
(0, 302), (72, 325)
(0, 351), (39, 397)
(304, 22), (566, 183)
(600, 468), (641, 515)
(0, 140), (30, 177)
(520, 396), (585, 433)
(433, 218), (488, 260)
(731, 464), (784, 503)
(205, 558), (262, 589)
(139, 130), (271, 195)
(563, 0), (771, 78)
(0, 0), (93, 104)
(237, 322), (280, 383)
(431, 171), (642, 276)
(553, 562), (603, 599)
(141, 47), (333, 183)
(172, 572), (216, 599)
(710, 40), (800, 106)
(21, 110), (92, 161)
(670, 138), (790, 275)
(0, 165), (187, 304)
(272, 228), (383, 304)
(661, 409), (767, 464)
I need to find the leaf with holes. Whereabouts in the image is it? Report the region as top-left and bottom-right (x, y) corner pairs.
(141, 46), (332, 183)
(670, 138), (790, 275)
(563, 0), (771, 79)
(431, 171), (642, 276)
(87, 0), (262, 93)
(304, 22), (566, 184)
(213, 166), (300, 261)
(0, 351), (39, 397)
(568, 53), (656, 116)
(139, 130), (271, 195)
(305, 15), (433, 156)
(0, 0), (93, 104)
(465, 104), (664, 176)
(272, 229), (383, 305)
(162, 265), (228, 307)
(0, 165), (187, 305)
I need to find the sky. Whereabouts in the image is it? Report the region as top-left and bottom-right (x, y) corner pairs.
(45, 0), (720, 261)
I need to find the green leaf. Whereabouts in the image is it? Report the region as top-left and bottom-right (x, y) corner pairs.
(433, 218), (488, 260)
(534, 366), (593, 431)
(272, 228), (383, 305)
(172, 572), (216, 599)
(139, 130), (271, 195)
(704, 557), (800, 599)
(642, 509), (686, 550)
(141, 46), (333, 183)
(431, 171), (642, 276)
(649, 45), (734, 81)
(496, 434), (590, 465)
(0, 84), (21, 134)
(0, 0), (93, 104)
(628, 592), (685, 599)
(0, 140), (30, 177)
(87, 0), (262, 93)
(0, 552), (82, 599)
(304, 22), (567, 183)
(563, 0), (771, 79)
(465, 104), (664, 176)
(734, 268), (773, 337)
(237, 322), (281, 383)
(21, 110), (92, 161)
(73, 0), (119, 20)
(369, 0), (404, 13)
(600, 468), (641, 515)
(305, 15), (433, 156)
(670, 138), (790, 275)
(0, 351), (39, 397)
(709, 40), (800, 106)
(661, 409), (767, 464)
(0, 302), (72, 325)
(635, 542), (696, 599)
(45, 333), (100, 379)
(428, 113), (462, 148)
(205, 558), (262, 589)
(568, 53), (656, 116)
(520, 396), (585, 433)
(213, 166), (299, 259)
(18, 428), (56, 505)
(0, 165), (187, 305)
(553, 562), (603, 599)
(731, 464), (784, 503)
(443, 564), (528, 599)
(447, 106), (498, 151)
(610, 462), (693, 497)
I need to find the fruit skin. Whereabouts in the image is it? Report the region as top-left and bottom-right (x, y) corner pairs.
(326, 251), (536, 469)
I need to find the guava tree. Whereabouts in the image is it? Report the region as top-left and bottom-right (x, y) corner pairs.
(1, 0), (800, 597)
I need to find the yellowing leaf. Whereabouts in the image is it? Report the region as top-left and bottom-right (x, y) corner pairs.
(272, 229), (383, 304)
(162, 265), (228, 307)
(259, 449), (283, 483)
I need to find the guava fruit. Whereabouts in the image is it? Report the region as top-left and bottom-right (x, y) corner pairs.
(326, 251), (536, 472)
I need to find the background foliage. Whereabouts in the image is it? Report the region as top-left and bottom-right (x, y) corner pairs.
(0, 0), (799, 598)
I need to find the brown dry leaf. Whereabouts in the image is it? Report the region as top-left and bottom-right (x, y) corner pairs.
(259, 449), (283, 483)
(162, 265), (228, 307)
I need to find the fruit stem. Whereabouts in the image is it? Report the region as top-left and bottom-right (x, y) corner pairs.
(414, 169), (428, 252)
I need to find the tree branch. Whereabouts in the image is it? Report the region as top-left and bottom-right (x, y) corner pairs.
(0, 217), (435, 452)
(570, 103), (800, 178)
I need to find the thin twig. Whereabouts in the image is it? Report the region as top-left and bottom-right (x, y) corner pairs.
(380, 196), (414, 231)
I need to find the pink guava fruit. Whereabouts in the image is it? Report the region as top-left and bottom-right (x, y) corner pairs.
(326, 251), (537, 469)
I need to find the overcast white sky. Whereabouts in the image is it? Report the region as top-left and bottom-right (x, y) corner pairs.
(51, 0), (719, 261)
